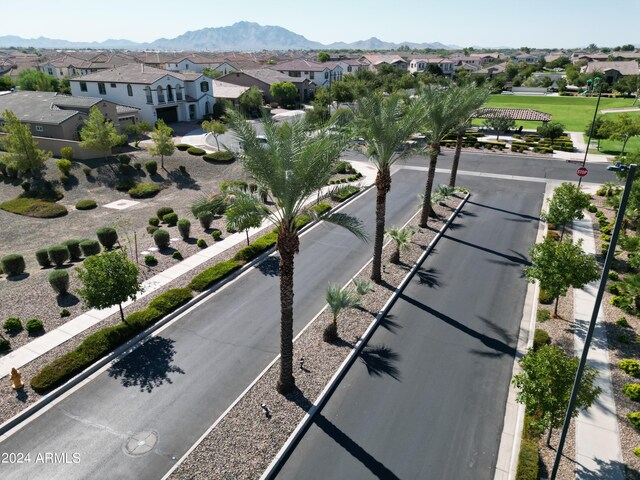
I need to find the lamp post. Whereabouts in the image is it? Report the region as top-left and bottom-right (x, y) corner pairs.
(578, 76), (603, 188)
(550, 163), (637, 479)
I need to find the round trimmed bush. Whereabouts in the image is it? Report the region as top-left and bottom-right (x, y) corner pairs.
(178, 219), (191, 240)
(3, 317), (22, 334)
(48, 270), (70, 295)
(197, 238), (207, 248)
(35, 248), (52, 268)
(75, 199), (97, 210)
(172, 251), (183, 260)
(1, 254), (26, 276)
(176, 143), (192, 151)
(25, 319), (44, 335)
(198, 212), (213, 230)
(156, 207), (174, 219)
(60, 146), (74, 160)
(533, 328), (551, 351)
(62, 239), (82, 261)
(163, 212), (178, 226)
(145, 160), (158, 175)
(0, 337), (9, 351)
(539, 289), (554, 305)
(57, 159), (72, 175)
(153, 229), (170, 249)
(60, 309), (70, 318)
(203, 151), (234, 162)
(128, 182), (161, 198)
(96, 227), (118, 250)
(211, 229), (222, 241)
(146, 225), (159, 235)
(144, 254), (158, 266)
(79, 239), (101, 257)
(48, 245), (70, 267)
(149, 217), (160, 227)
(187, 147), (206, 156)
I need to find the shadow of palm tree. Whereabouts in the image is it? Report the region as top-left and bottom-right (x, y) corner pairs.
(359, 344), (401, 381)
(166, 169), (200, 190)
(379, 315), (402, 334)
(256, 256), (279, 277)
(416, 267), (441, 288)
(467, 200), (539, 221)
(107, 336), (185, 393)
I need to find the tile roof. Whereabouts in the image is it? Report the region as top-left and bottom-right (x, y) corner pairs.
(361, 54), (407, 65)
(269, 59), (327, 72)
(70, 63), (201, 84)
(241, 69), (312, 85)
(212, 80), (250, 99)
(584, 61), (639, 76)
(0, 91), (90, 124)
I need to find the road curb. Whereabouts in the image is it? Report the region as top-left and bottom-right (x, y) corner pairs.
(260, 193), (471, 480)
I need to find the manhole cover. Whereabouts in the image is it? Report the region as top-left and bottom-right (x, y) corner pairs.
(124, 431), (158, 456)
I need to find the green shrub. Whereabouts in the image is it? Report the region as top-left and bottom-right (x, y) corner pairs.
(611, 295), (634, 313)
(172, 251), (183, 260)
(146, 225), (159, 235)
(187, 147), (206, 156)
(163, 212), (178, 226)
(96, 227), (118, 250)
(335, 160), (356, 174)
(60, 175), (70, 185)
(537, 309), (551, 323)
(188, 259), (242, 291)
(62, 239), (82, 261)
(601, 224), (612, 235)
(516, 439), (539, 480)
(35, 248), (52, 268)
(624, 383), (640, 402)
(1, 254), (26, 276)
(25, 319), (44, 335)
(153, 229), (170, 249)
(620, 359), (640, 377)
(83, 167), (92, 176)
(117, 154), (131, 164)
(309, 202), (331, 216)
(587, 204), (598, 213)
(57, 159), (72, 175)
(532, 328), (551, 351)
(546, 230), (560, 242)
(79, 239), (101, 257)
(198, 212), (213, 229)
(145, 160), (158, 175)
(48, 270), (70, 294)
(60, 309), (70, 318)
(156, 207), (174, 219)
(233, 232), (278, 262)
(630, 412), (640, 430)
(3, 317), (22, 334)
(197, 238), (207, 248)
(203, 151), (234, 162)
(0, 197), (68, 218)
(115, 178), (136, 191)
(539, 289), (554, 305)
(75, 199), (97, 210)
(211, 229), (222, 241)
(144, 254), (158, 266)
(608, 283), (621, 295)
(330, 185), (360, 202)
(609, 271), (619, 281)
(0, 338), (9, 352)
(634, 446), (640, 458)
(129, 182), (161, 198)
(178, 219), (191, 240)
(176, 143), (192, 151)
(124, 307), (163, 332)
(133, 162), (142, 170)
(60, 147), (74, 160)
(148, 288), (193, 315)
(147, 217), (159, 228)
(617, 317), (631, 328)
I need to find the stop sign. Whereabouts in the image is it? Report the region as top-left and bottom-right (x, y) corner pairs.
(577, 167), (588, 177)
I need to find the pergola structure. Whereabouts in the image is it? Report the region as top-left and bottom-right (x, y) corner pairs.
(474, 107), (552, 123)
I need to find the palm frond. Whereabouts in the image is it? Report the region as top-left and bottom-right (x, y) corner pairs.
(322, 212), (370, 243)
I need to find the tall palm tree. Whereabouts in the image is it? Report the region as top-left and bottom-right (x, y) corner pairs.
(418, 84), (487, 227)
(385, 226), (416, 264)
(343, 92), (425, 282)
(226, 110), (367, 395)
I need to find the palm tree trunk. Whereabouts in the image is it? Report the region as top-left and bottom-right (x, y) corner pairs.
(449, 130), (464, 187)
(420, 143), (440, 227)
(372, 168), (391, 283)
(276, 228), (299, 395)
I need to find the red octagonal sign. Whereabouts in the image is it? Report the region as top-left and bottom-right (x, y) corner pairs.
(577, 167), (588, 177)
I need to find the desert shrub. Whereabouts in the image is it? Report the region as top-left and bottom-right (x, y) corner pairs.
(617, 317), (631, 328)
(56, 159), (72, 175)
(60, 147), (74, 160)
(198, 212), (213, 229)
(48, 270), (70, 294)
(79, 239), (101, 257)
(96, 227), (118, 250)
(188, 259), (242, 291)
(35, 248), (52, 268)
(203, 151), (234, 162)
(309, 202), (331, 216)
(117, 154), (131, 165)
(60, 175), (70, 185)
(172, 251), (183, 260)
(134, 162), (142, 170)
(330, 185), (360, 202)
(176, 143), (192, 151)
(587, 204), (598, 213)
(335, 160), (356, 174)
(197, 238), (207, 248)
(178, 219), (191, 239)
(148, 288), (193, 315)
(62, 239), (82, 261)
(153, 229), (170, 249)
(60, 309), (70, 318)
(75, 199), (97, 210)
(620, 359), (640, 377)
(187, 147), (206, 156)
(532, 328), (551, 351)
(3, 317), (22, 334)
(115, 178), (136, 191)
(48, 245), (70, 267)
(156, 207), (174, 219)
(629, 412), (640, 430)
(538, 289), (554, 304)
(25, 319), (44, 335)
(609, 271), (619, 281)
(179, 165), (187, 174)
(537, 309), (551, 323)
(144, 254), (158, 266)
(624, 383), (640, 402)
(0, 337), (9, 351)
(1, 254), (26, 276)
(546, 230), (560, 242)
(162, 213), (177, 227)
(129, 182), (160, 198)
(145, 160), (158, 175)
(211, 229), (222, 241)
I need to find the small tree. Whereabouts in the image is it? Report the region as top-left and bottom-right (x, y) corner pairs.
(202, 67), (223, 79)
(238, 86), (264, 116)
(317, 52), (330, 63)
(585, 116), (607, 151)
(79, 106), (126, 161)
(513, 345), (601, 446)
(544, 182), (592, 240)
(125, 120), (153, 147)
(148, 119), (175, 169)
(600, 113), (640, 155)
(201, 119), (227, 150)
(524, 238), (599, 316)
(225, 190), (268, 245)
(483, 114), (515, 140)
(270, 81), (299, 106)
(537, 121), (565, 140)
(0, 110), (51, 174)
(76, 250), (142, 323)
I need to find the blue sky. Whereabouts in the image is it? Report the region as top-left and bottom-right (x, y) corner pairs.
(5, 0), (639, 48)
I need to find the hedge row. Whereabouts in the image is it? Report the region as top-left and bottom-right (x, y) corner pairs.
(188, 260), (243, 292)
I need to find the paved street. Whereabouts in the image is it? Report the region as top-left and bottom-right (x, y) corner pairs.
(273, 176), (544, 480)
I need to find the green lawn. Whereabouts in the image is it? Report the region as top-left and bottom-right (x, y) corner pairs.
(588, 137), (640, 156)
(479, 95), (639, 131)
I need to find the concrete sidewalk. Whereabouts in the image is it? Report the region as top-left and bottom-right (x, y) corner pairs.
(0, 161), (379, 379)
(553, 132), (612, 164)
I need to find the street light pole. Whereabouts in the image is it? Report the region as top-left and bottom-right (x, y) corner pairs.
(550, 163), (637, 479)
(578, 76), (603, 188)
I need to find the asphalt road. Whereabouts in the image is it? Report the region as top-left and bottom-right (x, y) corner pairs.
(273, 176), (544, 480)
(0, 169), (436, 480)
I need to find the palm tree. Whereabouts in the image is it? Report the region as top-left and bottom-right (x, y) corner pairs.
(448, 87), (490, 187)
(343, 92), (425, 282)
(226, 109), (367, 395)
(325, 283), (361, 333)
(385, 226), (416, 264)
(418, 84), (487, 227)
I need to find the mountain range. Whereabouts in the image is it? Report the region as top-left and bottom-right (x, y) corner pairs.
(0, 22), (458, 51)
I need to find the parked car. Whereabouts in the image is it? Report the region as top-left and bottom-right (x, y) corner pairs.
(607, 162), (627, 172)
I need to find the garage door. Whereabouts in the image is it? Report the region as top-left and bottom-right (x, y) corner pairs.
(156, 106), (178, 123)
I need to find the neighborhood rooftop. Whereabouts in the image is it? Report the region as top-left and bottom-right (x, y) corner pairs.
(71, 63), (202, 84)
(0, 91), (100, 124)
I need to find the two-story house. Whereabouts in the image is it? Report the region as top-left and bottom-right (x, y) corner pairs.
(360, 54), (408, 71)
(268, 59), (342, 88)
(69, 64), (215, 124)
(409, 58), (455, 78)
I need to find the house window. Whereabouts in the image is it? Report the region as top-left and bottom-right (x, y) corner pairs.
(80, 82), (87, 92)
(167, 85), (174, 102)
(35, 125), (43, 132)
(324, 72), (329, 79)
(176, 85), (183, 101)
(347, 66), (352, 72)
(310, 72), (314, 79)
(110, 83), (116, 88)
(157, 86), (165, 103)
(200, 81), (209, 93)
(145, 86), (153, 104)
(48, 68), (53, 75)
(98, 83), (106, 95)
(127, 84), (133, 96)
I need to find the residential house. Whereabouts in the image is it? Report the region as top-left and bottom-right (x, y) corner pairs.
(360, 54), (408, 71)
(408, 58), (455, 78)
(212, 80), (250, 108)
(268, 59), (342, 88)
(217, 69), (316, 103)
(69, 63), (215, 124)
(512, 53), (539, 65)
(471, 63), (507, 79)
(38, 52), (136, 79)
(582, 61), (640, 84)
